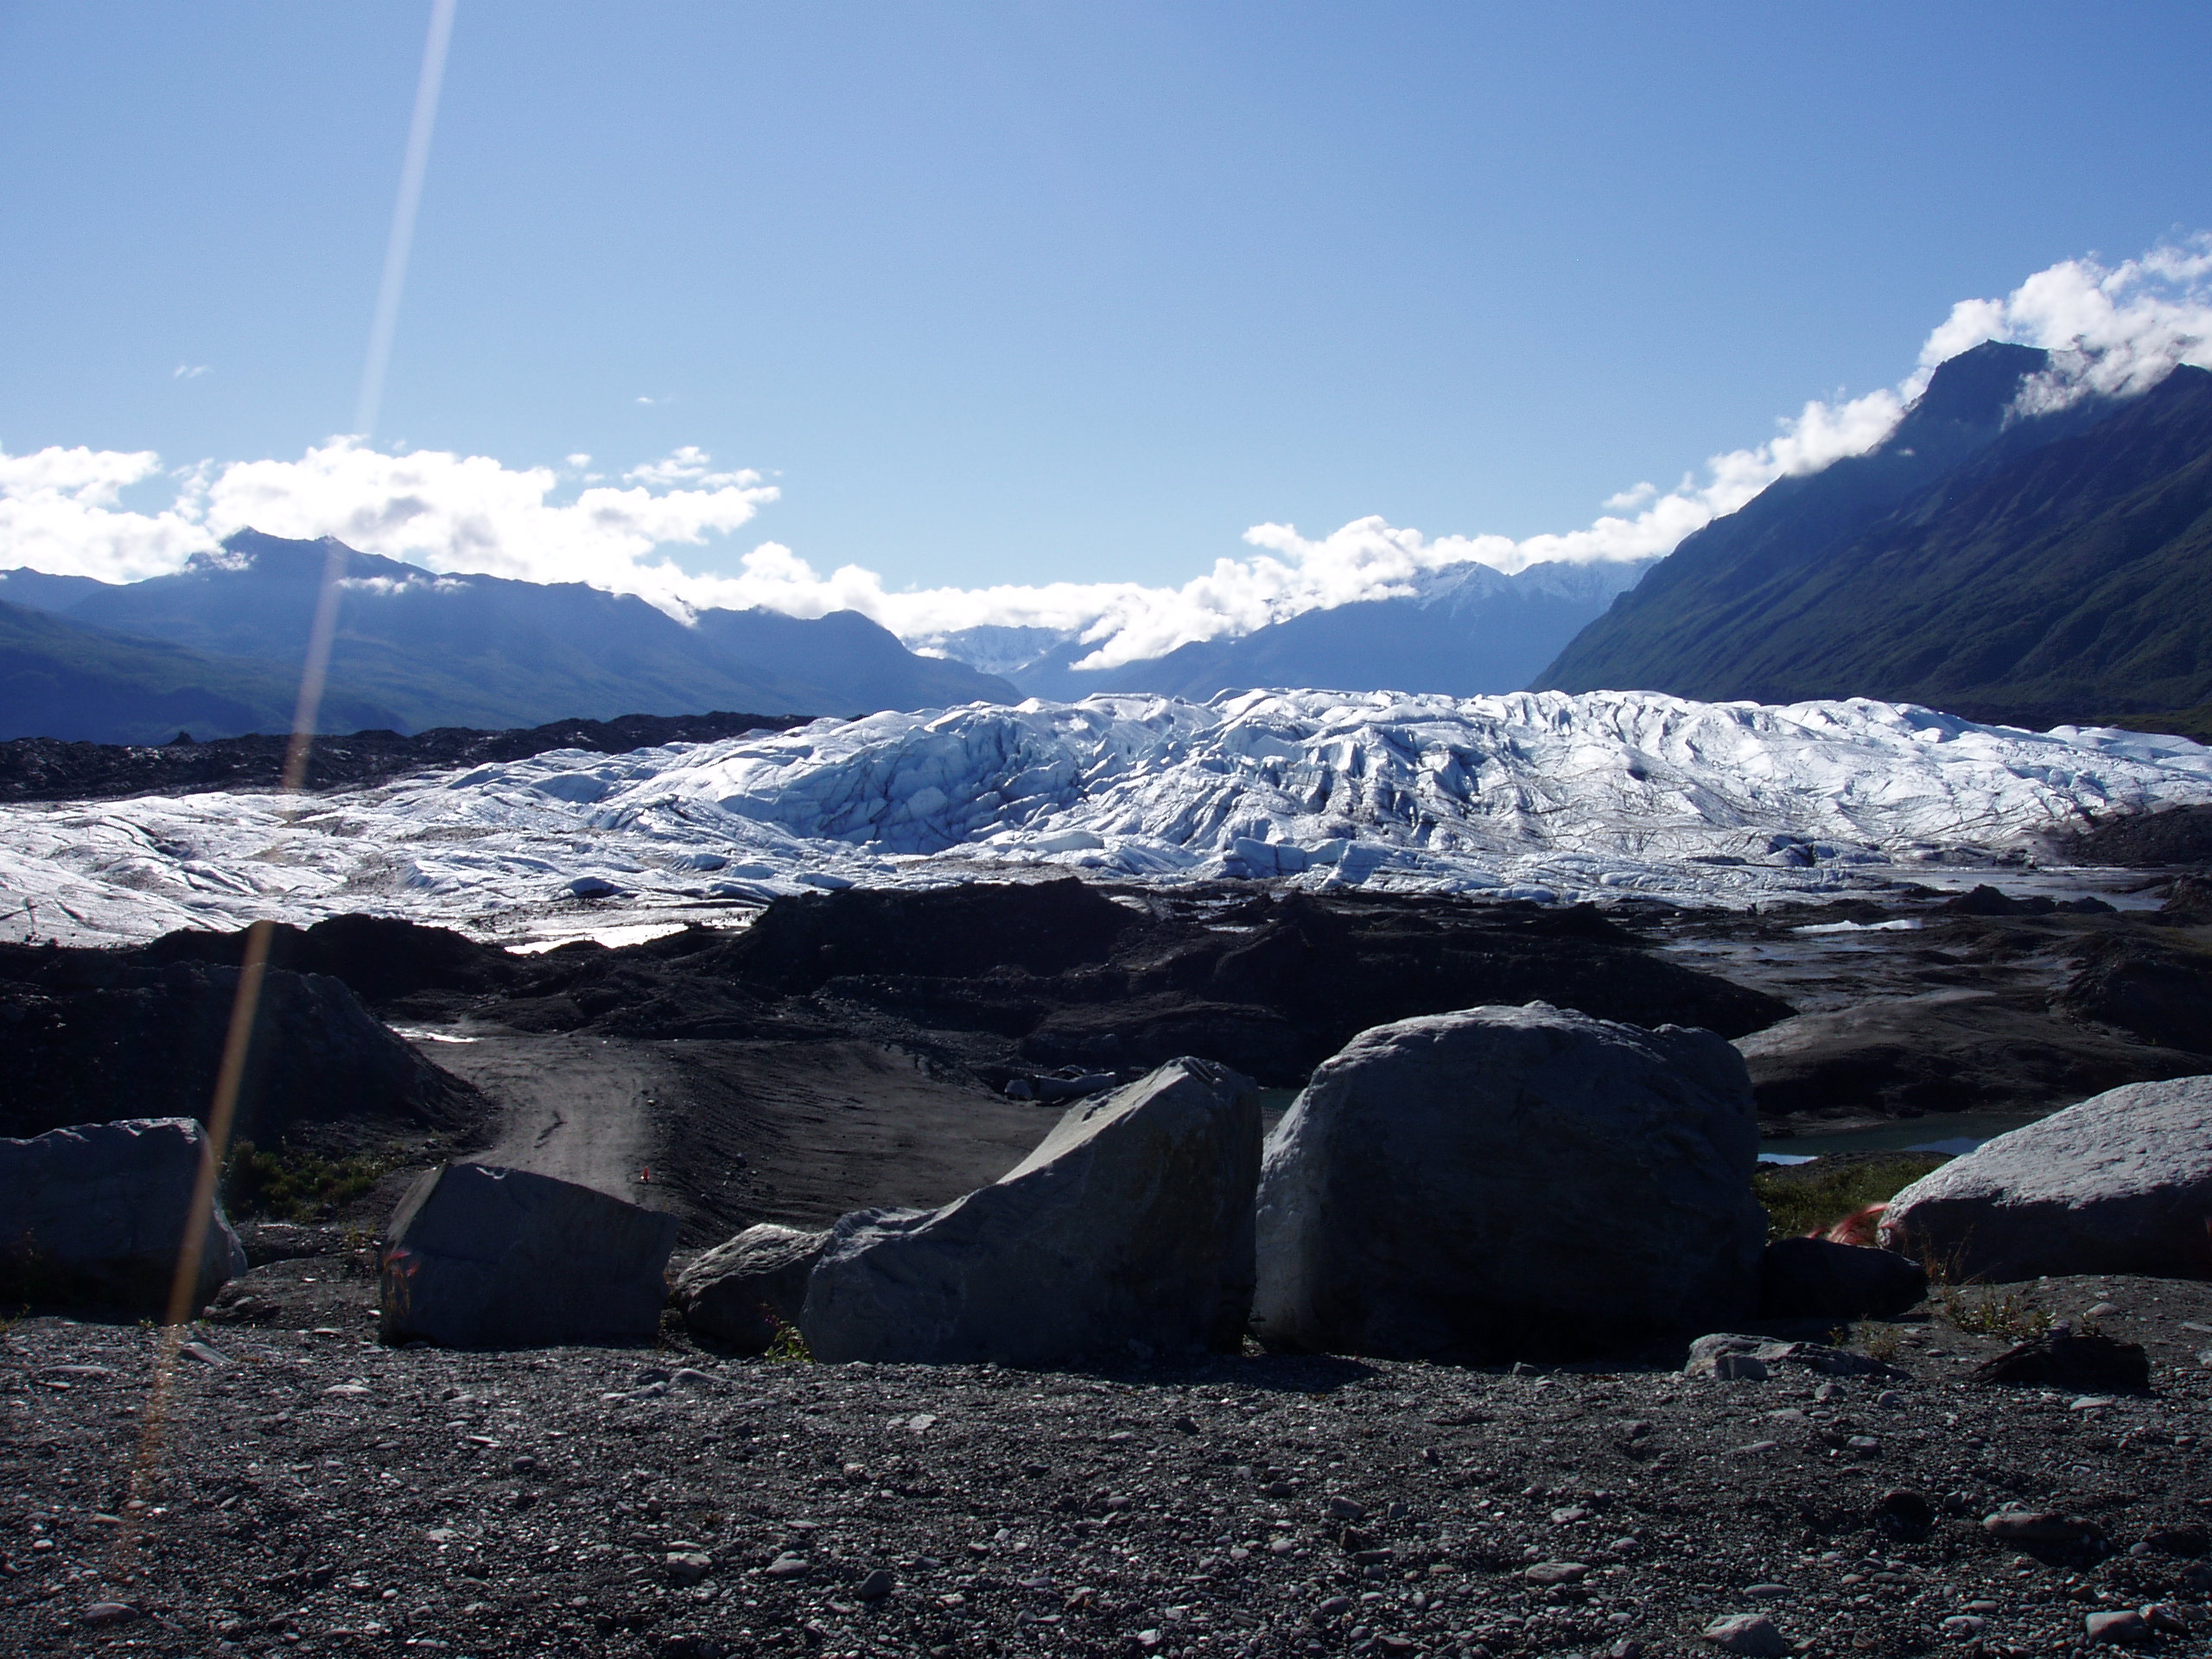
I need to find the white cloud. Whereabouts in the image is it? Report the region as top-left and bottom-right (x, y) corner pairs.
(4, 237), (2207, 667)
(0, 445), (216, 581)
(622, 446), (760, 489)
(1918, 234), (2212, 413)
(0, 439), (776, 601)
(173, 364), (209, 381)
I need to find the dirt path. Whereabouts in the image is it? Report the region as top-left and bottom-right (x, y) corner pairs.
(401, 1027), (1055, 1248)
(649, 1038), (1056, 1242)
(403, 1029), (680, 1221)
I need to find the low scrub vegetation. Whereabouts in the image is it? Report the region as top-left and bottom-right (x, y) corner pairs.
(1752, 1152), (1946, 1241)
(1936, 1286), (2055, 1342)
(224, 1141), (398, 1222)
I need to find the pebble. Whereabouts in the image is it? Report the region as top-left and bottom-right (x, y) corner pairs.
(2083, 1608), (2149, 1644)
(1940, 1614), (1986, 1640)
(10, 1293), (2209, 1659)
(1523, 1560), (1588, 1586)
(1702, 1611), (1789, 1656)
(1983, 1509), (2095, 1544)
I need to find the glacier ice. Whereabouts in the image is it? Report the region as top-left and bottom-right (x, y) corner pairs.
(1, 689), (2206, 947)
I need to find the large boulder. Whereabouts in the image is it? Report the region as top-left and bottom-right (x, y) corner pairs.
(672, 1224), (828, 1353)
(379, 1162), (678, 1348)
(0, 1117), (246, 1316)
(1758, 1236), (1927, 1322)
(1879, 1076), (2212, 1281)
(799, 1057), (1261, 1365)
(1250, 1002), (1767, 1361)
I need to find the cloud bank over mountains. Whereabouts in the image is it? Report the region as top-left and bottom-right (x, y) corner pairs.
(5, 240), (2209, 667)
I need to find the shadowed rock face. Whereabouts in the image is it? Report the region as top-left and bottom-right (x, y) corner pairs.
(379, 1162), (678, 1349)
(1253, 1003), (1767, 1363)
(1758, 1237), (1927, 1323)
(1973, 1331), (2153, 1392)
(0, 948), (482, 1146)
(799, 1058), (1262, 1366)
(0, 1117), (246, 1315)
(1882, 1076), (2212, 1281)
(672, 1224), (827, 1353)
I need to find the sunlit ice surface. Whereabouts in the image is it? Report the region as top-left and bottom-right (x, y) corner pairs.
(3, 689), (2206, 950)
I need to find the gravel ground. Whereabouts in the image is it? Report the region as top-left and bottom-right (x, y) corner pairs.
(8, 1274), (2212, 1659)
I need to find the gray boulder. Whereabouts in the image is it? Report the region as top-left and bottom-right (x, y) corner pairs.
(1758, 1236), (1927, 1322)
(672, 1224), (828, 1352)
(0, 1117), (246, 1317)
(800, 1058), (1261, 1365)
(1879, 1075), (2212, 1281)
(379, 1162), (678, 1347)
(1684, 1332), (1897, 1379)
(1251, 1002), (1767, 1360)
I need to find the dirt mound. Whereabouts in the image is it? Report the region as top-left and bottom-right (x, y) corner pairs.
(2055, 934), (2212, 1053)
(0, 709), (816, 803)
(475, 884), (1796, 1087)
(2160, 874), (2212, 924)
(709, 878), (1139, 991)
(0, 947), (482, 1147)
(143, 914), (514, 1005)
(1737, 989), (2208, 1125)
(2062, 803), (2212, 868)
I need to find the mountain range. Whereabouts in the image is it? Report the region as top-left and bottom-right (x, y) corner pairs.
(0, 531), (1013, 744)
(933, 557), (1654, 702)
(5, 337), (2209, 747)
(1539, 342), (2212, 733)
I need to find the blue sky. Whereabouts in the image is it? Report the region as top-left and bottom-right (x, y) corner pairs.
(3, 2), (2210, 629)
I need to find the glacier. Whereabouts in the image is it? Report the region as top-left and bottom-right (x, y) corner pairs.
(2, 689), (2208, 948)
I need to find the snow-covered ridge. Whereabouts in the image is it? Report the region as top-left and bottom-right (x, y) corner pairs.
(4, 690), (2208, 947)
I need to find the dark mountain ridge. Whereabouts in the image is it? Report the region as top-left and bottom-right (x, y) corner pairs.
(0, 530), (1014, 742)
(0, 595), (407, 745)
(1539, 344), (2212, 731)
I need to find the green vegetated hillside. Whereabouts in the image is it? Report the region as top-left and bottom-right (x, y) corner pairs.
(1539, 344), (2212, 732)
(0, 530), (1015, 743)
(0, 599), (405, 745)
